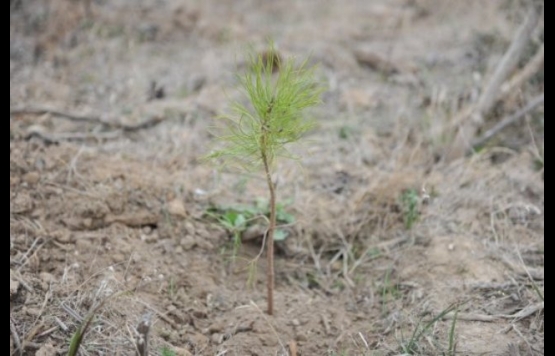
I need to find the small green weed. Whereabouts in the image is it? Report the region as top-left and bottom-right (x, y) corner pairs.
(447, 307), (459, 356)
(400, 189), (420, 229)
(160, 346), (176, 356)
(67, 291), (130, 356)
(381, 267), (400, 315)
(339, 125), (353, 140)
(207, 198), (296, 257)
(399, 302), (465, 355)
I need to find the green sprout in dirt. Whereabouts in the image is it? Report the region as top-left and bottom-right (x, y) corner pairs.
(208, 199), (295, 261)
(399, 301), (467, 355)
(67, 290), (130, 356)
(401, 189), (420, 230)
(206, 42), (323, 315)
(160, 346), (177, 356)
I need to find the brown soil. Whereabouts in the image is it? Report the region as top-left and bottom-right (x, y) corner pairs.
(10, 1), (544, 355)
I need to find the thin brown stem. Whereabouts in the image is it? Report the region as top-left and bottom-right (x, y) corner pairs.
(262, 150), (276, 315)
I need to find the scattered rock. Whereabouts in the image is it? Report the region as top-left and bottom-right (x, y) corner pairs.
(295, 332), (308, 342)
(207, 321), (226, 334)
(106, 193), (126, 214)
(180, 235), (197, 250)
(184, 221), (196, 235)
(35, 342), (57, 356)
(260, 333), (278, 347)
(354, 49), (401, 75)
(10, 175), (20, 187)
(26, 124), (47, 137)
(39, 272), (56, 285)
(191, 308), (208, 319)
(340, 88), (379, 111)
(10, 277), (19, 298)
(53, 231), (73, 243)
(25, 307), (42, 317)
(167, 304), (189, 324)
(173, 347), (193, 356)
(196, 238), (214, 250)
(140, 233), (157, 243)
(242, 224), (265, 242)
(112, 253), (126, 263)
(211, 333), (223, 344)
(168, 330), (180, 344)
(75, 238), (93, 251)
(82, 217), (93, 229)
(11, 192), (34, 214)
(167, 198), (187, 218)
(23, 171), (41, 185)
(188, 332), (209, 349)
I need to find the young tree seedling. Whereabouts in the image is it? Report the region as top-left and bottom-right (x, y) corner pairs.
(207, 42), (323, 315)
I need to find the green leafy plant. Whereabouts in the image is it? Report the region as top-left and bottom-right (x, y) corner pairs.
(208, 199), (296, 276)
(161, 346), (177, 356)
(216, 208), (249, 256)
(400, 189), (420, 230)
(206, 41), (323, 314)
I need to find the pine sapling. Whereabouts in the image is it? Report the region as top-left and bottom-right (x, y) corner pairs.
(207, 42), (323, 315)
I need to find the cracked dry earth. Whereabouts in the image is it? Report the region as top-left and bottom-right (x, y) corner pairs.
(10, 0), (544, 355)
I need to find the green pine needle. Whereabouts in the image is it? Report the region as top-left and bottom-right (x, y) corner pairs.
(207, 42), (324, 170)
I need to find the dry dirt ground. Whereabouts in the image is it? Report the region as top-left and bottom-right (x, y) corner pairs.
(10, 1), (544, 355)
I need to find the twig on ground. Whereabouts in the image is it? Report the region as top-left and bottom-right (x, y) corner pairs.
(10, 316), (23, 356)
(23, 288), (53, 346)
(233, 321), (254, 335)
(503, 302), (544, 322)
(512, 324), (534, 355)
(306, 237), (322, 274)
(501, 44), (544, 96)
(358, 331), (370, 350)
(61, 303), (84, 323)
(515, 245), (544, 300)
(10, 270), (33, 293)
(321, 314), (332, 336)
(474, 5), (542, 121)
(442, 312), (497, 322)
(36, 326), (59, 339)
(16, 237), (46, 272)
(470, 93), (544, 150)
(23, 321), (45, 349)
(135, 300), (177, 329)
(11, 107), (165, 133)
(11, 108), (104, 124)
(289, 340), (298, 356)
(54, 317), (69, 332)
(499, 254), (544, 281)
(135, 313), (152, 356)
(26, 129), (123, 144)
(442, 302), (544, 323)
(446, 4), (543, 159)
